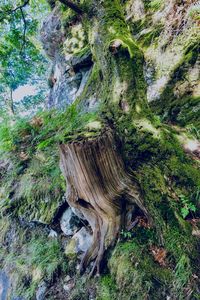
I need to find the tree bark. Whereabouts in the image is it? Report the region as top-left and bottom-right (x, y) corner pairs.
(60, 129), (150, 275)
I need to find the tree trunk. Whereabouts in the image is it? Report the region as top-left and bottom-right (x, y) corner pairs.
(59, 0), (200, 278)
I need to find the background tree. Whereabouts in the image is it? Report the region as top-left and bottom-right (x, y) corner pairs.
(0, 0), (50, 115)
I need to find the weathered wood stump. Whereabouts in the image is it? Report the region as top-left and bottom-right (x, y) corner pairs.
(59, 128), (150, 275)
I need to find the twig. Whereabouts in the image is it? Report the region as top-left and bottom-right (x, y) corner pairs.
(0, 0), (29, 21)
(20, 7), (27, 55)
(6, 0), (29, 13)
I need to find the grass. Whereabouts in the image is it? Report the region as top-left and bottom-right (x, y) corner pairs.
(0, 216), (10, 244)
(2, 227), (68, 300)
(0, 103), (100, 222)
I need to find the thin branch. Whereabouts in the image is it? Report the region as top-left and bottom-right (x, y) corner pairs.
(7, 0), (29, 14)
(58, 0), (83, 15)
(0, 0), (29, 21)
(20, 7), (27, 55)
(10, 89), (15, 115)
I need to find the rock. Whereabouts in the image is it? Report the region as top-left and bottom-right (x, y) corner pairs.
(192, 229), (200, 238)
(0, 271), (9, 300)
(64, 275), (71, 283)
(41, 7), (94, 110)
(63, 273), (75, 292)
(65, 238), (77, 257)
(65, 227), (92, 256)
(60, 207), (82, 236)
(63, 281), (75, 292)
(40, 7), (63, 59)
(73, 227), (93, 253)
(71, 207), (86, 221)
(48, 229), (58, 238)
(36, 281), (47, 300)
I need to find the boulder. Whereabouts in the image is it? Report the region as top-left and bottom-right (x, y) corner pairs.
(60, 207), (82, 236)
(36, 281), (47, 300)
(48, 229), (58, 238)
(0, 271), (9, 300)
(65, 227), (92, 256)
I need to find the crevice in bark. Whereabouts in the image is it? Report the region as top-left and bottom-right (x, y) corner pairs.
(59, 127), (151, 276)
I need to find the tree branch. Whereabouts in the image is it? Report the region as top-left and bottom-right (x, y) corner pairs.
(58, 0), (83, 15)
(0, 0), (29, 21)
(20, 7), (27, 55)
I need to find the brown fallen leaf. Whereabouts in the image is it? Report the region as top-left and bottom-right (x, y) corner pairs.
(30, 116), (43, 128)
(136, 216), (151, 229)
(150, 246), (167, 267)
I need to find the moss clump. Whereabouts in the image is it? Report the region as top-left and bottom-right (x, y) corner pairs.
(107, 241), (174, 300)
(86, 0), (148, 115)
(96, 275), (117, 300)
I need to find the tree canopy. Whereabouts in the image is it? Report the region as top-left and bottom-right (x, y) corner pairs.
(0, 0), (50, 115)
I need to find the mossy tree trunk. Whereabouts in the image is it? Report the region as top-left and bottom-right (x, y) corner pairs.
(60, 0), (200, 279)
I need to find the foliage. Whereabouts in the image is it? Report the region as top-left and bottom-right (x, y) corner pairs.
(0, 0), (49, 114)
(186, 124), (200, 140)
(179, 194), (197, 219)
(27, 236), (65, 280)
(120, 229), (133, 240)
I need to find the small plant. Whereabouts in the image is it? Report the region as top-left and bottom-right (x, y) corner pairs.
(179, 194), (196, 219)
(186, 124), (200, 140)
(174, 254), (192, 294)
(120, 229), (133, 240)
(10, 232), (68, 300)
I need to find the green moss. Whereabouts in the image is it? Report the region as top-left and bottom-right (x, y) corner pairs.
(137, 24), (164, 48)
(97, 275), (117, 300)
(149, 0), (164, 11)
(108, 241), (175, 300)
(77, 63), (101, 105)
(86, 0), (149, 115)
(151, 41), (200, 129)
(15, 234), (68, 299)
(0, 216), (10, 245)
(0, 102), (103, 223)
(0, 222), (68, 300)
(73, 45), (90, 57)
(129, 17), (152, 36)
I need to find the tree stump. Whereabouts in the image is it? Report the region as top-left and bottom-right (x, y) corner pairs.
(59, 128), (150, 275)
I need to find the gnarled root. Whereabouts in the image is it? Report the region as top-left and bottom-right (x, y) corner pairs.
(59, 128), (150, 275)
